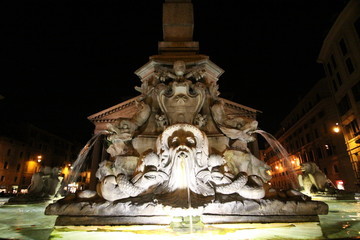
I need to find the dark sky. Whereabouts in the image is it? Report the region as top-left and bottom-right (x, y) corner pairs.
(1, 0), (349, 144)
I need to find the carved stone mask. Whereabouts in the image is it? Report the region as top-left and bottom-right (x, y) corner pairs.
(168, 129), (196, 150)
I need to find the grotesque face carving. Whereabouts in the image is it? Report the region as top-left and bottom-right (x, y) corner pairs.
(168, 129), (196, 150)
(158, 124), (208, 168)
(154, 124), (209, 193)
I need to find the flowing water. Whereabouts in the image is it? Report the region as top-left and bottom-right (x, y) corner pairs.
(60, 130), (110, 195)
(182, 153), (193, 233)
(254, 129), (300, 189)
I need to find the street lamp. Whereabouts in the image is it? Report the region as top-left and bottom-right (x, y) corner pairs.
(37, 155), (42, 163)
(332, 122), (341, 133)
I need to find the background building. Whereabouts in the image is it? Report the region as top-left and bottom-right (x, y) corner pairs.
(0, 121), (82, 194)
(264, 0), (360, 193)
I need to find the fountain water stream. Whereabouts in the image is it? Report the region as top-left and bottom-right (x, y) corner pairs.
(62, 130), (110, 193)
(253, 129), (300, 189)
(183, 153), (194, 233)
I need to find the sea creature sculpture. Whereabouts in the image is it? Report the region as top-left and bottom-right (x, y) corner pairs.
(96, 124), (268, 201)
(298, 162), (336, 195)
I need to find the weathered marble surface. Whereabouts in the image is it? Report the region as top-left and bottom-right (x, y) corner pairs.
(45, 192), (328, 225)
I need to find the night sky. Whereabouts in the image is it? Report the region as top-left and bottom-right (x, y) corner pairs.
(1, 0), (349, 145)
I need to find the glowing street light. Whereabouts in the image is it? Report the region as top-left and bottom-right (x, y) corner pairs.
(37, 155), (42, 163)
(333, 123), (341, 133)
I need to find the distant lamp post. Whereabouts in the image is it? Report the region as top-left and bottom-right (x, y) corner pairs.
(37, 155), (42, 163)
(332, 123), (341, 133)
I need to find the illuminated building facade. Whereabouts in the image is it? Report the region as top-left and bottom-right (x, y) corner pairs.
(0, 122), (81, 194)
(264, 0), (360, 192)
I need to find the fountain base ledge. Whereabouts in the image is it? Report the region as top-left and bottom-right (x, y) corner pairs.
(53, 215), (321, 226)
(45, 196), (328, 226)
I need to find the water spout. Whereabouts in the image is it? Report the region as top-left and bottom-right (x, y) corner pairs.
(60, 130), (111, 195)
(254, 129), (300, 190)
(182, 152), (193, 233)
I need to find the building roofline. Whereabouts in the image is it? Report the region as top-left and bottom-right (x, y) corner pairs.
(318, 0), (356, 63)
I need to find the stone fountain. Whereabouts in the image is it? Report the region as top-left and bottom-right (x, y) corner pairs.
(7, 166), (63, 204)
(45, 0), (328, 228)
(298, 162), (356, 200)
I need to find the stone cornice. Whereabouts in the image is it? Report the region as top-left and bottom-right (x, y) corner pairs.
(87, 96), (139, 123)
(87, 95), (260, 125)
(134, 57), (224, 84)
(221, 97), (261, 118)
